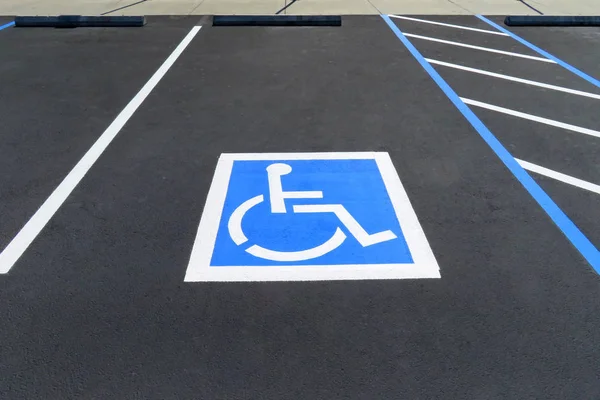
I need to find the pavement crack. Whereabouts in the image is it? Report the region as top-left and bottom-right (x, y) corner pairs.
(518, 0), (544, 15)
(189, 0), (207, 15)
(77, 201), (108, 223)
(365, 0), (383, 15)
(275, 0), (299, 15)
(446, 0), (472, 13)
(101, 0), (149, 15)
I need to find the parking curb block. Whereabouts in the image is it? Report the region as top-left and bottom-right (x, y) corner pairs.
(505, 16), (600, 27)
(212, 15), (342, 27)
(14, 15), (146, 28)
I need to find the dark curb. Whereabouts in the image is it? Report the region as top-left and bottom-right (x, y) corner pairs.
(505, 16), (600, 26)
(14, 15), (146, 28)
(212, 15), (342, 27)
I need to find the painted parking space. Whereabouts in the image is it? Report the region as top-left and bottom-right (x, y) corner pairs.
(0, 15), (600, 398)
(0, 17), (200, 267)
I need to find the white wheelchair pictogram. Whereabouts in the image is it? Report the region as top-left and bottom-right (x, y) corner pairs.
(228, 163), (397, 262)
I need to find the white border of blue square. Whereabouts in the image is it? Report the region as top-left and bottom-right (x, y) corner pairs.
(185, 152), (440, 282)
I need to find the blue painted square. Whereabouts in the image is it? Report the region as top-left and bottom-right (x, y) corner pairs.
(211, 159), (413, 266)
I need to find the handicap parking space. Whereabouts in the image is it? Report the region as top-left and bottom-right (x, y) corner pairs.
(1, 15), (600, 398)
(7, 16), (589, 284)
(0, 17), (527, 282)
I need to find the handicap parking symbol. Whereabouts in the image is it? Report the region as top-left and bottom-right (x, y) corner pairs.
(185, 152), (439, 282)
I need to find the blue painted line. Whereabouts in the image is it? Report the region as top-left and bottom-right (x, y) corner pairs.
(476, 15), (600, 89)
(380, 14), (600, 273)
(0, 21), (15, 31)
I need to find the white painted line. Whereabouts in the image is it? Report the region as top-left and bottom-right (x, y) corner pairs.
(517, 159), (600, 195)
(388, 15), (509, 36)
(246, 229), (347, 263)
(461, 97), (600, 139)
(186, 154), (232, 281)
(219, 152), (381, 160)
(0, 26), (202, 274)
(427, 59), (600, 101)
(403, 33), (555, 63)
(293, 204), (397, 246)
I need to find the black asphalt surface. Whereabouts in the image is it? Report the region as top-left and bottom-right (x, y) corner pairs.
(1, 15), (599, 399)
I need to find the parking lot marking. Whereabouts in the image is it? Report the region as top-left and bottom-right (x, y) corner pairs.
(427, 59), (600, 100)
(0, 26), (202, 274)
(477, 15), (600, 89)
(462, 97), (600, 139)
(185, 152), (439, 282)
(517, 159), (600, 195)
(0, 21), (14, 31)
(403, 33), (555, 63)
(382, 14), (600, 273)
(388, 15), (509, 36)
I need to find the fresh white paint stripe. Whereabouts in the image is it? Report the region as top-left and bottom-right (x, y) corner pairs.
(388, 15), (509, 36)
(0, 25), (202, 274)
(517, 159), (600, 195)
(427, 59), (600, 100)
(403, 33), (555, 63)
(461, 97), (600, 139)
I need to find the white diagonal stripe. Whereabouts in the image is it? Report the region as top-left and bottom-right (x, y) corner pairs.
(461, 97), (600, 139)
(517, 159), (600, 195)
(404, 33), (555, 63)
(389, 15), (509, 36)
(427, 59), (600, 100)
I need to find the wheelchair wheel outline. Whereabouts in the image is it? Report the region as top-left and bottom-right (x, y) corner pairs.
(228, 194), (347, 262)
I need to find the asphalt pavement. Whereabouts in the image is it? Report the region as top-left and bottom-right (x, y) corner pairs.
(0, 15), (599, 399)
